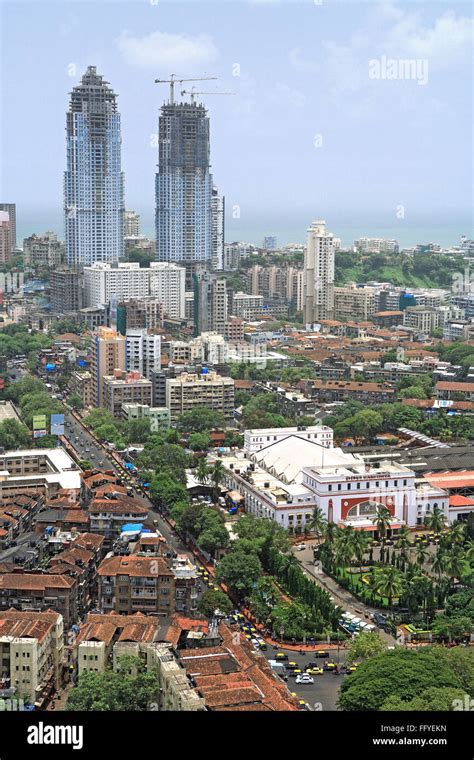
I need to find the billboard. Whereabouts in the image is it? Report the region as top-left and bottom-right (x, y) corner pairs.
(50, 413), (65, 436)
(32, 414), (47, 439)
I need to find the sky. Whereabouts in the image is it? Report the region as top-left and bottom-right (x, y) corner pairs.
(0, 0), (473, 248)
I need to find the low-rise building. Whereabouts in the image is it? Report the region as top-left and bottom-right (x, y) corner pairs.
(0, 609), (64, 705)
(23, 232), (63, 270)
(403, 306), (439, 334)
(0, 574), (77, 626)
(98, 555), (175, 616)
(300, 379), (395, 405)
(435, 381), (474, 402)
(69, 371), (94, 409)
(88, 497), (149, 548)
(102, 370), (152, 417)
(244, 425), (333, 453)
(0, 449), (81, 501)
(333, 283), (375, 321)
(121, 403), (170, 432)
(215, 433), (417, 533)
(165, 371), (235, 422)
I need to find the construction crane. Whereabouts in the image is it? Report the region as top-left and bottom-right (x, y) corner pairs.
(154, 75), (217, 104)
(180, 87), (234, 104)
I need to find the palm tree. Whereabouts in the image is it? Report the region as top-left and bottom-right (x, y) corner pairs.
(307, 506), (327, 544)
(444, 547), (466, 590)
(195, 457), (210, 487)
(396, 526), (411, 562)
(424, 506), (447, 536)
(464, 539), (474, 564)
(415, 542), (429, 569)
(447, 522), (467, 546)
(324, 521), (338, 546)
(372, 506), (392, 562)
(211, 459), (225, 503)
(429, 548), (446, 580)
(353, 531), (370, 573)
(373, 566), (406, 614)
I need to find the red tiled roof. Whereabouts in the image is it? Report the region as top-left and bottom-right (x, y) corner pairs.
(436, 381), (474, 393)
(449, 494), (474, 508)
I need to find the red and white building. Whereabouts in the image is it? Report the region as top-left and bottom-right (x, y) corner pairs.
(218, 431), (426, 534)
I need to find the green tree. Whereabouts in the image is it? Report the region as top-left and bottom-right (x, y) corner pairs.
(125, 418), (151, 444)
(188, 432), (211, 452)
(372, 506), (393, 561)
(198, 589), (233, 618)
(66, 656), (161, 711)
(195, 457), (211, 486)
(307, 506), (327, 544)
(347, 631), (387, 663)
(339, 648), (467, 711)
(0, 418), (31, 449)
(380, 687), (465, 711)
(211, 459), (225, 503)
(216, 548), (262, 601)
(176, 408), (225, 433)
(68, 393), (84, 411)
(424, 505), (447, 536)
(372, 566), (406, 611)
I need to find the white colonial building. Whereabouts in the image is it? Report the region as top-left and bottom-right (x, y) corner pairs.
(216, 431), (427, 534)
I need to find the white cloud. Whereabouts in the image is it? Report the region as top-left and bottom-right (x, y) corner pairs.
(386, 10), (473, 69)
(288, 47), (318, 73)
(315, 2), (472, 108)
(115, 30), (219, 71)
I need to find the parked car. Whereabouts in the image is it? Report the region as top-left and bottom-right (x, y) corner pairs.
(296, 543), (306, 551)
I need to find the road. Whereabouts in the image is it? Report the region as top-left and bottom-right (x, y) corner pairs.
(62, 410), (195, 558)
(260, 644), (348, 710)
(293, 541), (396, 644)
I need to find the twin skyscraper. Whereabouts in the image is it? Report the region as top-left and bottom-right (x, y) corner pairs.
(64, 66), (224, 283)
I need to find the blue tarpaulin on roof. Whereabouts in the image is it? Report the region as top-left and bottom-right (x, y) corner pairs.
(121, 523), (143, 533)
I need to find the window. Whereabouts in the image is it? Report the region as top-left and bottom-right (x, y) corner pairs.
(347, 501), (384, 519)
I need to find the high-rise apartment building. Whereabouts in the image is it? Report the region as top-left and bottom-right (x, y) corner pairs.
(50, 268), (81, 313)
(248, 264), (304, 313)
(354, 237), (399, 254)
(83, 262), (185, 319)
(155, 99), (213, 286)
(304, 220), (337, 324)
(90, 326), (126, 406)
(65, 66), (124, 266)
(263, 236), (277, 250)
(123, 210), (140, 237)
(223, 242), (257, 271)
(0, 204), (16, 249)
(116, 298), (164, 334)
(193, 271), (228, 337)
(0, 212), (12, 263)
(149, 262), (186, 320)
(23, 231), (64, 269)
(211, 185), (225, 271)
(125, 329), (161, 380)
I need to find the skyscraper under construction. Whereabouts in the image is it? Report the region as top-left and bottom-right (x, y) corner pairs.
(155, 97), (213, 286)
(64, 66), (124, 267)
